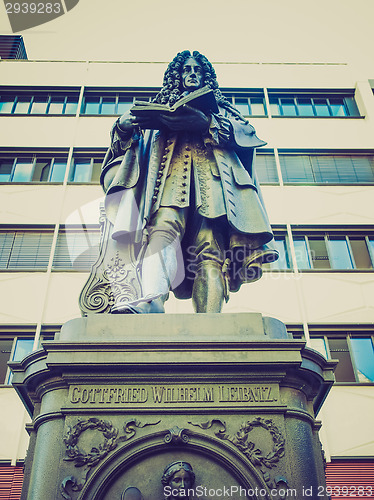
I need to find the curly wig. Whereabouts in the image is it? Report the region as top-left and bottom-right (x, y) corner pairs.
(153, 50), (247, 122)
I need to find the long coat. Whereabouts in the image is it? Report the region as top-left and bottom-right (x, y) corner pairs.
(100, 106), (277, 296)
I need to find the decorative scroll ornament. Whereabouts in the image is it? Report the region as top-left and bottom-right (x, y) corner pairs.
(79, 205), (142, 314)
(188, 417), (285, 489)
(164, 426), (189, 445)
(61, 418), (160, 499)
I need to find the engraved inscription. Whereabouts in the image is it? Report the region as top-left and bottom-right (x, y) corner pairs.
(68, 384), (279, 407)
(218, 385), (276, 403)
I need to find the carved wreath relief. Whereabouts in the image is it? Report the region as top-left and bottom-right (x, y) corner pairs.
(61, 418), (160, 499)
(189, 417), (286, 489)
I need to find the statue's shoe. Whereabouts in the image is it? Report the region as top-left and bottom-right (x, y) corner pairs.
(111, 296), (165, 314)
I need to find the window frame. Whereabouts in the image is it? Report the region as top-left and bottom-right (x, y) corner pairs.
(310, 331), (374, 384)
(291, 228), (374, 271)
(68, 150), (105, 183)
(81, 91), (153, 116)
(221, 90), (268, 117)
(0, 89), (79, 116)
(0, 153), (69, 183)
(0, 325), (60, 385)
(290, 325), (374, 385)
(278, 151), (374, 185)
(268, 90), (360, 118)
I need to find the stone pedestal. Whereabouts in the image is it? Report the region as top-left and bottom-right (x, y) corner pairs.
(10, 314), (336, 500)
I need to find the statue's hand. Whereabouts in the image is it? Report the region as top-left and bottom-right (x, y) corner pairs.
(159, 105), (210, 132)
(118, 113), (153, 131)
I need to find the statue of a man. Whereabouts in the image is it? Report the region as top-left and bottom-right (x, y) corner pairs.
(161, 461), (195, 499)
(101, 50), (278, 314)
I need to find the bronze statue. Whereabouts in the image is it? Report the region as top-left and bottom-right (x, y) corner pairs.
(100, 50), (278, 314)
(161, 461), (195, 499)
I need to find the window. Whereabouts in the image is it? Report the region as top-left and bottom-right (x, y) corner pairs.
(263, 233), (291, 271)
(308, 330), (374, 383)
(268, 92), (360, 117)
(0, 91), (79, 115)
(52, 227), (100, 271)
(292, 230), (374, 270)
(279, 154), (374, 184)
(0, 230), (53, 270)
(222, 92), (267, 116)
(0, 227), (101, 272)
(0, 327), (58, 384)
(69, 152), (105, 183)
(255, 152), (279, 184)
(81, 92), (152, 115)
(0, 154), (68, 183)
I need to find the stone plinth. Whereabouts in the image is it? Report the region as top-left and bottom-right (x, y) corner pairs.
(10, 314), (336, 500)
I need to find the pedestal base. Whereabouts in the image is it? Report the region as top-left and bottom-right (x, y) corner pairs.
(10, 314), (336, 500)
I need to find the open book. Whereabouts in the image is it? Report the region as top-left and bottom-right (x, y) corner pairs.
(130, 86), (219, 128)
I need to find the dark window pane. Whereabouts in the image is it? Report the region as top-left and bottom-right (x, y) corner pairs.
(255, 154), (278, 183)
(351, 156), (374, 183)
(269, 238), (290, 270)
(328, 337), (356, 382)
(314, 98), (330, 116)
(83, 96), (100, 114)
(297, 98), (314, 116)
(279, 155), (314, 183)
(0, 97), (14, 113)
(328, 238), (354, 269)
(30, 97), (48, 114)
(48, 96), (65, 114)
(65, 97), (78, 115)
(13, 96), (31, 114)
(311, 156), (340, 183)
(12, 160), (34, 182)
(350, 338), (374, 382)
(344, 96), (360, 117)
(309, 238), (331, 269)
(50, 161), (67, 182)
(0, 339), (13, 383)
(280, 98), (297, 116)
(269, 98), (280, 116)
(250, 97), (265, 115)
(367, 239), (374, 263)
(12, 338), (34, 361)
(7, 338), (35, 384)
(33, 159), (51, 181)
(329, 98), (347, 117)
(71, 160), (92, 182)
(350, 238), (373, 269)
(91, 159), (102, 183)
(294, 238), (312, 269)
(101, 97), (116, 115)
(0, 233), (14, 269)
(235, 98), (250, 116)
(117, 98), (133, 115)
(7, 232), (53, 270)
(0, 161), (13, 182)
(53, 230), (100, 270)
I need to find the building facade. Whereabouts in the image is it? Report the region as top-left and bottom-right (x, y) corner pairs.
(0, 56), (373, 498)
